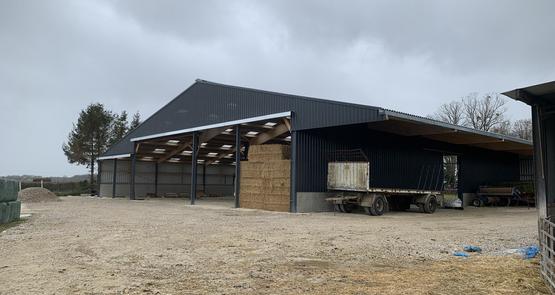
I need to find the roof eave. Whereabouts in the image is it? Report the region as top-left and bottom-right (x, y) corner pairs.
(382, 109), (532, 146)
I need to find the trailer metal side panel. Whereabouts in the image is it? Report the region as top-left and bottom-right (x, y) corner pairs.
(327, 162), (370, 192)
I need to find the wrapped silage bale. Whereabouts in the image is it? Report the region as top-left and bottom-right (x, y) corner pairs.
(0, 179), (19, 203)
(0, 202), (9, 224)
(8, 200), (21, 222)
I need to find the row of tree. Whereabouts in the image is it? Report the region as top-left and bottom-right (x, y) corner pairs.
(63, 103), (141, 191)
(431, 93), (532, 140)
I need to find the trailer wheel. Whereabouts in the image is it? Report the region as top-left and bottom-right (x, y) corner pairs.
(423, 195), (438, 214)
(334, 204), (343, 212)
(339, 204), (354, 213)
(472, 198), (482, 207)
(363, 206), (372, 215)
(365, 195), (386, 216)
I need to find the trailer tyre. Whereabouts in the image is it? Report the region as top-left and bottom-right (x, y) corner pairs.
(339, 204), (354, 213)
(423, 195), (438, 214)
(334, 204), (343, 212)
(472, 198), (483, 207)
(365, 195), (386, 216)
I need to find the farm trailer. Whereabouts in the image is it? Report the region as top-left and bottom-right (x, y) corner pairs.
(326, 162), (443, 216)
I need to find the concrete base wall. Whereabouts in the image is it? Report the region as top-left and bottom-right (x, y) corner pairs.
(297, 192), (335, 212)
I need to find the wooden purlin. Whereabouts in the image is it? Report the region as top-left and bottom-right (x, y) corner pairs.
(249, 118), (291, 145)
(157, 127), (228, 163)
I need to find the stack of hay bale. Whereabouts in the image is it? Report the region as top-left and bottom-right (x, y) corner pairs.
(240, 144), (291, 212)
(0, 179), (21, 224)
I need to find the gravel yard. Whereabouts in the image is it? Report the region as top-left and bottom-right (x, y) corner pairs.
(0, 196), (547, 294)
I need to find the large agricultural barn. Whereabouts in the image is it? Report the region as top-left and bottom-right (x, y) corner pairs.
(98, 79), (533, 212)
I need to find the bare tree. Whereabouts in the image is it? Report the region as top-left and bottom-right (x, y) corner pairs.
(432, 100), (464, 125)
(491, 120), (512, 135)
(462, 93), (507, 132)
(512, 119), (533, 140)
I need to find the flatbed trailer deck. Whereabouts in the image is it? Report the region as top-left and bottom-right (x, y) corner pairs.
(326, 161), (444, 216)
(326, 188), (443, 215)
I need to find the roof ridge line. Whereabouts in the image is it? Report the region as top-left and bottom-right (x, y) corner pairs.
(195, 78), (381, 111)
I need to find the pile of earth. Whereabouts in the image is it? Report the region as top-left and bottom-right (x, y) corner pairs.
(18, 187), (59, 203)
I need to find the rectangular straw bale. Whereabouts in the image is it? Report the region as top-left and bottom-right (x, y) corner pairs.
(249, 144), (290, 155)
(241, 185), (265, 195)
(249, 144), (291, 161)
(241, 161), (267, 178)
(240, 161), (266, 170)
(240, 178), (267, 187)
(262, 169), (291, 179)
(240, 192), (264, 209)
(239, 154), (291, 212)
(264, 203), (290, 212)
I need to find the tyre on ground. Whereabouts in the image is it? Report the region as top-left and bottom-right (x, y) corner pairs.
(422, 195), (438, 214)
(472, 198), (483, 207)
(364, 195), (387, 216)
(339, 204), (355, 213)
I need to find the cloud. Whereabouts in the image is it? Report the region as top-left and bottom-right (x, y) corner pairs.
(0, 0), (553, 175)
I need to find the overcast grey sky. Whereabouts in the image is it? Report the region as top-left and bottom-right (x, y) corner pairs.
(1, 0), (554, 176)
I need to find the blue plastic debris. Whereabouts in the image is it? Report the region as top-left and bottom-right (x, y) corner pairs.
(463, 245), (482, 253)
(520, 246), (539, 259)
(453, 251), (470, 257)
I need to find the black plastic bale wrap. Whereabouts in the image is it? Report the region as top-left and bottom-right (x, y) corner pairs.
(0, 179), (20, 224)
(8, 200), (21, 221)
(0, 202), (9, 224)
(0, 179), (19, 203)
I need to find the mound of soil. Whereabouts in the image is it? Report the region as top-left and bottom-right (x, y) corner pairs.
(18, 187), (59, 203)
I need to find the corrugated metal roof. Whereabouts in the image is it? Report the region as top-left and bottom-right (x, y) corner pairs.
(102, 79), (532, 158)
(102, 79), (382, 157)
(503, 80), (555, 105)
(383, 109), (532, 145)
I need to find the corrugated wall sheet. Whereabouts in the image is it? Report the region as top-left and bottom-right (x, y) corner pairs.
(296, 124), (521, 194)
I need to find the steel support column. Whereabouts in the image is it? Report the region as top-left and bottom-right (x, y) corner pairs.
(154, 162), (159, 197)
(533, 104), (547, 217)
(96, 160), (102, 197)
(234, 125), (241, 208)
(130, 153), (136, 200)
(112, 159), (117, 198)
(290, 129), (298, 213)
(190, 132), (199, 205)
(202, 164), (207, 194)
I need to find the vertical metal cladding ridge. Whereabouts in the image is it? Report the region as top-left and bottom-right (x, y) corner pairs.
(0, 201), (21, 224)
(0, 179), (19, 203)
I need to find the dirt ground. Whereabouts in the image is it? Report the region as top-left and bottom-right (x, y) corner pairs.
(0, 197), (548, 294)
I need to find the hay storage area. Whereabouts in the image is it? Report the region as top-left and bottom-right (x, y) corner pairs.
(240, 144), (291, 212)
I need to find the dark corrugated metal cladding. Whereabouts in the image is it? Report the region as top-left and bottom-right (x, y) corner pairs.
(296, 129), (350, 192)
(104, 81), (382, 157)
(296, 124), (522, 193)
